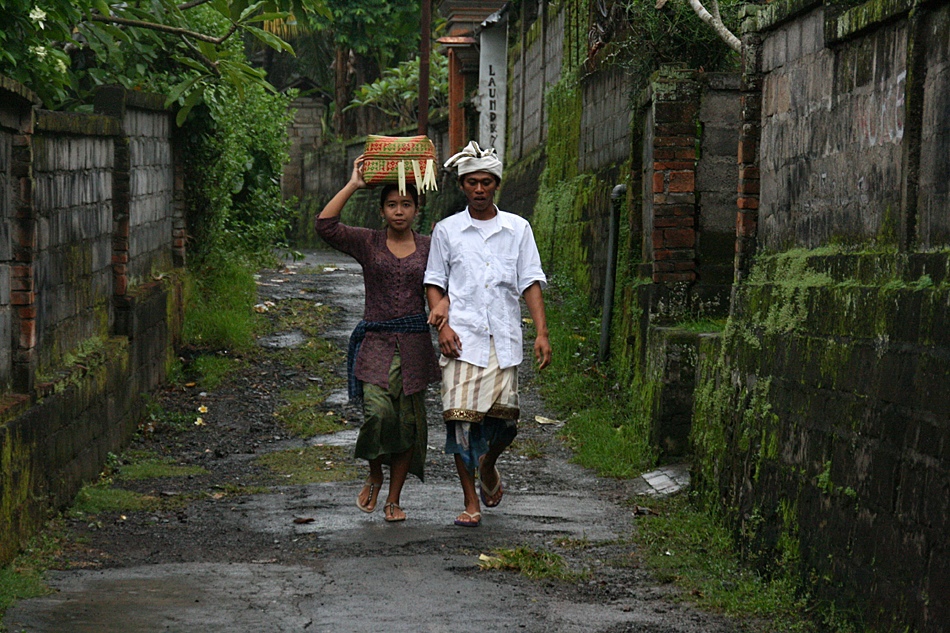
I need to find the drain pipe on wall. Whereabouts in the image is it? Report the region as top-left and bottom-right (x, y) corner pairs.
(599, 184), (626, 364)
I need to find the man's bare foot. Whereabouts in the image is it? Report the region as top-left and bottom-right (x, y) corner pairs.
(479, 458), (504, 508)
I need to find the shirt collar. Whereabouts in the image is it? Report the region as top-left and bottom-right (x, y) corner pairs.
(461, 206), (513, 231)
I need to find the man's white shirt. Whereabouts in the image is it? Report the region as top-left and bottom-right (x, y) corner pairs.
(424, 207), (547, 369)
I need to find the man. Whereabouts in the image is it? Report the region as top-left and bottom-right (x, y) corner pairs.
(425, 141), (552, 528)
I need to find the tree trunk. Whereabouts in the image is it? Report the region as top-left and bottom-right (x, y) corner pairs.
(334, 46), (349, 136)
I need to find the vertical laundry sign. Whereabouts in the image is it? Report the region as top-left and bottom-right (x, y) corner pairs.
(478, 19), (507, 160)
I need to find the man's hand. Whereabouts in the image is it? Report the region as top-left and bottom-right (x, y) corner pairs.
(427, 295), (449, 330)
(534, 334), (552, 370)
(438, 324), (463, 358)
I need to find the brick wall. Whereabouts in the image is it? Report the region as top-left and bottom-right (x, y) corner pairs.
(643, 69), (740, 310)
(649, 70), (701, 285)
(0, 78), (33, 391)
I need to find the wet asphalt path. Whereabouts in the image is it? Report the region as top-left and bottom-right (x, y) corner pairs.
(6, 250), (742, 633)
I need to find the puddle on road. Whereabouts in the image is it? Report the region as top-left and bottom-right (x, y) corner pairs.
(323, 389), (349, 407)
(308, 429), (358, 447)
(257, 330), (307, 349)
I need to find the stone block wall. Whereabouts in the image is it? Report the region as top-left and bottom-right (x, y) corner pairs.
(283, 96), (325, 203)
(580, 67), (632, 173)
(696, 74), (742, 288)
(646, 327), (709, 457)
(508, 5), (564, 163)
(691, 1), (950, 629)
(0, 78), (184, 565)
(695, 252), (950, 632)
(31, 112), (118, 376)
(126, 104), (175, 281)
(751, 0), (950, 252)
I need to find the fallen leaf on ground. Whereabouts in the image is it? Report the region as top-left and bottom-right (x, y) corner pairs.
(535, 415), (561, 425)
(633, 505), (659, 516)
(293, 517), (315, 524)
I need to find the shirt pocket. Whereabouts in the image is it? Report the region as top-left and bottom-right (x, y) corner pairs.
(496, 255), (520, 292)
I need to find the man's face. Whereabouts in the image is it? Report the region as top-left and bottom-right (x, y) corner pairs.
(460, 171), (498, 213)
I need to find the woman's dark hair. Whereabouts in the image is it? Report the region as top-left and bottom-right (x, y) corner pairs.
(379, 183), (419, 208)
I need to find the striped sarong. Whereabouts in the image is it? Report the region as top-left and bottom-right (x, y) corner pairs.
(440, 340), (519, 423)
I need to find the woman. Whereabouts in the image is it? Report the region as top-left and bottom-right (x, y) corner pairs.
(315, 155), (441, 523)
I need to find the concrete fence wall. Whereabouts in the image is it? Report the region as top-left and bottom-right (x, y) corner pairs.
(0, 78), (183, 564)
(753, 0), (950, 251)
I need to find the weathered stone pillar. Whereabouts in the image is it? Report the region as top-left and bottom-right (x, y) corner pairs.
(94, 86), (181, 334)
(95, 86), (134, 337)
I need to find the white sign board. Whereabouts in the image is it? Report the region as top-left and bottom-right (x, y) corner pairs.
(478, 21), (507, 162)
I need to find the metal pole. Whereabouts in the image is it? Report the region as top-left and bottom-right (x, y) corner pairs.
(599, 184), (626, 364)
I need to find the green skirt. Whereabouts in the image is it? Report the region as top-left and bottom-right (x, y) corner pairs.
(355, 351), (428, 481)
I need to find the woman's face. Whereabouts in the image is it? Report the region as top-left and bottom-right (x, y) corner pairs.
(381, 190), (418, 232)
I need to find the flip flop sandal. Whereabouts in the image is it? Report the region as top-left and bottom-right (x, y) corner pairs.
(356, 480), (381, 513)
(454, 510), (481, 527)
(384, 503), (406, 523)
(479, 467), (504, 508)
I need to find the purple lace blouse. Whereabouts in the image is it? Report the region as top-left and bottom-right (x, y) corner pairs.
(315, 216), (440, 395)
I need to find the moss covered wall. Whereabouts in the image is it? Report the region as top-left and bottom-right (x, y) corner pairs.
(692, 250), (950, 632)
(0, 277), (183, 565)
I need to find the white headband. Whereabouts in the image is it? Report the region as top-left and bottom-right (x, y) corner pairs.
(443, 141), (503, 179)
